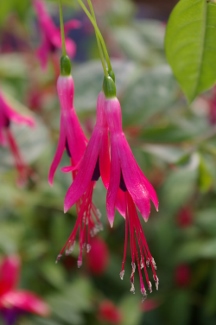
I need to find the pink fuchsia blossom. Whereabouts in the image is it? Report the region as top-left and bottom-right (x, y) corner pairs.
(0, 255), (49, 325)
(49, 57), (103, 267)
(48, 74), (87, 184)
(102, 76), (159, 295)
(0, 91), (35, 186)
(61, 91), (109, 266)
(33, 0), (79, 69)
(64, 91), (110, 212)
(103, 85), (159, 226)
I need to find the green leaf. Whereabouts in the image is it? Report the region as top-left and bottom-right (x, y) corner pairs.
(121, 65), (178, 126)
(198, 155), (213, 192)
(119, 295), (142, 325)
(165, 0), (216, 102)
(176, 238), (216, 262)
(166, 291), (191, 325)
(142, 144), (187, 163)
(161, 154), (199, 211)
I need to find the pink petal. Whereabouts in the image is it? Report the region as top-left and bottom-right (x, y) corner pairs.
(57, 75), (87, 165)
(99, 130), (110, 188)
(64, 20), (81, 33)
(65, 39), (76, 58)
(36, 41), (50, 70)
(106, 137), (121, 227)
(0, 93), (34, 127)
(65, 111), (87, 165)
(0, 256), (20, 295)
(116, 189), (126, 218)
(64, 130), (101, 212)
(48, 116), (66, 185)
(120, 137), (152, 221)
(0, 290), (50, 316)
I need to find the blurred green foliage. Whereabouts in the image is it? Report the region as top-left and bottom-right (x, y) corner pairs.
(1, 1), (216, 325)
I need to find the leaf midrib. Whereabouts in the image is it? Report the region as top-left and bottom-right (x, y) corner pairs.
(191, 0), (207, 100)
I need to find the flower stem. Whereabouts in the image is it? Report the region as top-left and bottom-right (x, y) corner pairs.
(77, 0), (111, 76)
(86, 0), (112, 72)
(58, 0), (66, 56)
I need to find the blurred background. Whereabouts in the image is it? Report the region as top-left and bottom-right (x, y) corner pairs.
(1, 0), (216, 324)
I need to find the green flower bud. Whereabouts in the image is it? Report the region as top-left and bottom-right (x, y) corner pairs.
(103, 76), (116, 98)
(60, 55), (71, 76)
(108, 70), (115, 82)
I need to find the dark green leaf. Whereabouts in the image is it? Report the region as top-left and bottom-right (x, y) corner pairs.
(165, 0), (216, 102)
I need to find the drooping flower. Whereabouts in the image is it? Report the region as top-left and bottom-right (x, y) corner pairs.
(0, 91), (35, 186)
(64, 75), (159, 293)
(48, 67), (87, 184)
(86, 236), (109, 275)
(97, 300), (122, 325)
(102, 77), (159, 226)
(0, 255), (49, 325)
(64, 90), (110, 212)
(102, 76), (159, 295)
(33, 0), (79, 69)
(49, 56), (103, 267)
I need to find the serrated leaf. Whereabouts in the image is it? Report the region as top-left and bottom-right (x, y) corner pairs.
(165, 0), (216, 102)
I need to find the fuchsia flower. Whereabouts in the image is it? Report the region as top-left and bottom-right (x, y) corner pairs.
(103, 79), (159, 296)
(33, 0), (79, 69)
(0, 255), (49, 325)
(0, 91), (35, 186)
(48, 73), (87, 183)
(49, 56), (103, 267)
(64, 91), (110, 213)
(64, 76), (159, 295)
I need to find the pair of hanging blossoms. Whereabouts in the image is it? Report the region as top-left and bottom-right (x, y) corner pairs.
(49, 0), (159, 297)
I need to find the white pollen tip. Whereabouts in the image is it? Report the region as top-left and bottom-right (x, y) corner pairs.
(120, 270), (125, 280)
(77, 260), (82, 268)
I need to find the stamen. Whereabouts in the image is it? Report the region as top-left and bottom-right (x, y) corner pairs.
(120, 270), (125, 280)
(141, 288), (147, 300)
(154, 275), (159, 290)
(86, 244), (91, 253)
(151, 257), (157, 270)
(148, 281), (152, 293)
(55, 254), (62, 263)
(77, 259), (82, 268)
(130, 282), (135, 294)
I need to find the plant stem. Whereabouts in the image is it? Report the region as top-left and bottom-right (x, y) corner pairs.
(86, 0), (112, 72)
(77, 0), (111, 76)
(58, 0), (66, 56)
